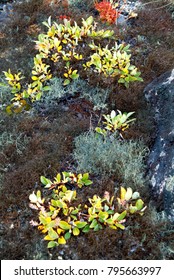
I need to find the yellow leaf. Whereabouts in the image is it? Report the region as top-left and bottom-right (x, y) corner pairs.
(44, 235), (54, 241)
(58, 236), (66, 244)
(62, 39), (67, 44)
(32, 76), (38, 81)
(57, 228), (64, 235)
(49, 206), (55, 211)
(6, 105), (13, 115)
(46, 217), (52, 223)
(73, 227), (80, 236)
(64, 73), (69, 78)
(120, 187), (126, 200)
(122, 68), (129, 74)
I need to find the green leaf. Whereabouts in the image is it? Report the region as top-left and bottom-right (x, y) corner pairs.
(75, 221), (87, 229)
(40, 176), (52, 186)
(63, 79), (70, 86)
(70, 215), (77, 220)
(47, 220), (57, 229)
(118, 78), (125, 84)
(107, 210), (115, 215)
(98, 211), (109, 221)
(55, 173), (61, 183)
(95, 127), (102, 134)
(86, 16), (93, 26)
(51, 199), (66, 208)
(71, 71), (79, 80)
(106, 218), (114, 225)
(36, 92), (42, 101)
(43, 86), (51, 91)
(115, 223), (125, 230)
(89, 219), (98, 228)
(39, 215), (49, 225)
(0, 82), (8, 87)
(129, 206), (137, 214)
(71, 209), (79, 215)
(136, 199), (144, 210)
(47, 241), (58, 248)
(64, 232), (71, 240)
(36, 190), (41, 199)
(94, 224), (100, 231)
(73, 227), (80, 236)
(82, 173), (89, 180)
(59, 221), (71, 230)
(48, 228), (58, 240)
(102, 30), (114, 38)
(84, 180), (93, 186)
(82, 224), (90, 233)
(116, 210), (127, 221)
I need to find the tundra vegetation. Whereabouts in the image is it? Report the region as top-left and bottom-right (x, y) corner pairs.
(0, 0), (174, 260)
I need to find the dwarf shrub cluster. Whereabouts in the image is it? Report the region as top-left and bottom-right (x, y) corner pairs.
(1, 15), (142, 113)
(29, 172), (146, 248)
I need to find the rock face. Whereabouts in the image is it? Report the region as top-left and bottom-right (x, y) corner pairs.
(144, 69), (174, 222)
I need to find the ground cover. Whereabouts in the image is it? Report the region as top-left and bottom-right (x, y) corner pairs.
(0, 0), (174, 259)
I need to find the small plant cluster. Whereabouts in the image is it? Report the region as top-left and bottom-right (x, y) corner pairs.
(95, 109), (136, 137)
(29, 171), (146, 248)
(1, 16), (142, 113)
(84, 42), (143, 88)
(94, 0), (120, 24)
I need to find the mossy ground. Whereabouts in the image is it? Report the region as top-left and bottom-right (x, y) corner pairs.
(0, 0), (174, 259)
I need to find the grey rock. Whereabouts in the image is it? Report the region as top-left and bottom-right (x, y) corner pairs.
(144, 69), (174, 222)
(117, 14), (127, 26)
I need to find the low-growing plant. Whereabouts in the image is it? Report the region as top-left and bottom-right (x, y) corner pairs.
(73, 130), (148, 188)
(29, 172), (146, 248)
(94, 0), (120, 24)
(95, 109), (136, 137)
(1, 16), (142, 111)
(84, 42), (143, 88)
(34, 77), (109, 111)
